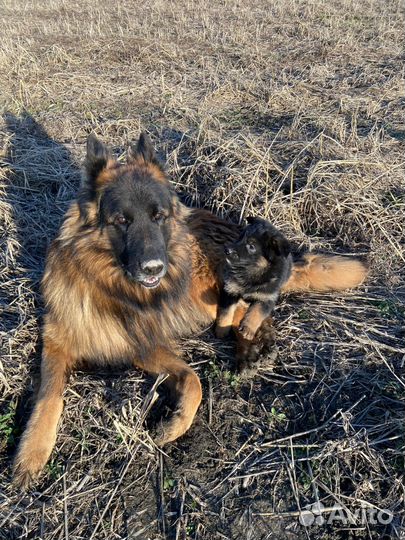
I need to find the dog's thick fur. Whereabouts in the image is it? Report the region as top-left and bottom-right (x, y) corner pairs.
(216, 217), (293, 341)
(13, 134), (368, 488)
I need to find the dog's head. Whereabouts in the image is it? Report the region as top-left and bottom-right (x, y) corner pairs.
(224, 216), (290, 273)
(79, 133), (181, 289)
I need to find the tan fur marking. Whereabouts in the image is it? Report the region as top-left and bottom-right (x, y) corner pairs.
(255, 255), (269, 271)
(245, 290), (279, 302)
(95, 160), (121, 187)
(127, 160), (169, 185)
(231, 301), (249, 330)
(224, 280), (243, 296)
(216, 300), (240, 338)
(239, 303), (267, 340)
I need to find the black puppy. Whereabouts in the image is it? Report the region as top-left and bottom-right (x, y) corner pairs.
(216, 217), (292, 340)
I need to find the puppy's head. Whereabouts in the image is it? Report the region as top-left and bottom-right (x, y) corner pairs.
(246, 217), (290, 259)
(224, 217), (290, 272)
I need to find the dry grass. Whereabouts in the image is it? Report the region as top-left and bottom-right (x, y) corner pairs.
(0, 0), (404, 538)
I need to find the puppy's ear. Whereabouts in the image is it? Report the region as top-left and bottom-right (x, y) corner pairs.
(246, 216), (266, 226)
(262, 231), (291, 258)
(127, 132), (159, 165)
(271, 235), (291, 257)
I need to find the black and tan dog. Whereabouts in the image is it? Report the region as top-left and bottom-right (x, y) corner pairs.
(216, 217), (292, 341)
(13, 133), (368, 488)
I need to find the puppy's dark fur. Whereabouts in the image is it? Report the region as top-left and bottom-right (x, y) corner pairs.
(216, 217), (292, 341)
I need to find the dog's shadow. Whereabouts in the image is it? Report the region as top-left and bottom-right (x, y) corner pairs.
(1, 112), (82, 456)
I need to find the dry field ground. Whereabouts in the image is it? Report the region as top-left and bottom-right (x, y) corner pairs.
(0, 0), (404, 539)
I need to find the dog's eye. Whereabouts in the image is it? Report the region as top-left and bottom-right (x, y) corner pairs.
(153, 212), (166, 224)
(114, 215), (128, 226)
(246, 243), (256, 254)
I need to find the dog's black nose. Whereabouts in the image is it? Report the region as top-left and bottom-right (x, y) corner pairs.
(141, 259), (164, 275)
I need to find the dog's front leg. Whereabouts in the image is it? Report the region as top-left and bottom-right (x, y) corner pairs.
(231, 303), (277, 375)
(13, 340), (71, 489)
(135, 347), (202, 446)
(239, 300), (275, 341)
(216, 290), (241, 338)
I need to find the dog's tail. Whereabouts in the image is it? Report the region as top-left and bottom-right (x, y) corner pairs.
(282, 254), (367, 293)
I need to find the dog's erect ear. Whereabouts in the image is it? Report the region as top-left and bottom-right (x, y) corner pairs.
(85, 133), (110, 182)
(127, 132), (159, 164)
(79, 134), (111, 223)
(271, 235), (291, 257)
(261, 231), (291, 259)
(87, 133), (110, 162)
(246, 216), (265, 226)
(86, 133), (111, 177)
(137, 132), (156, 162)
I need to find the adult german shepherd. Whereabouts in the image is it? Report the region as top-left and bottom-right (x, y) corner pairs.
(13, 133), (367, 488)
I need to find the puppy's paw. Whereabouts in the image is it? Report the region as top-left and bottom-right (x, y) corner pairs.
(153, 423), (170, 447)
(239, 321), (257, 341)
(235, 317), (277, 378)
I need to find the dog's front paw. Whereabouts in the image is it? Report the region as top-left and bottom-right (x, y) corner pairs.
(235, 317), (277, 377)
(239, 321), (257, 341)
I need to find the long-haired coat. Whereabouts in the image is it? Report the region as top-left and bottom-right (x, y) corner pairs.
(13, 134), (367, 488)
